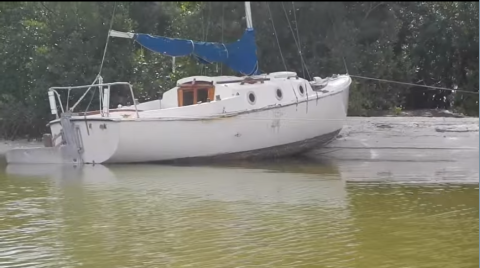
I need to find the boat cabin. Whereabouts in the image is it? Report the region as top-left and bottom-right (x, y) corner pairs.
(177, 80), (215, 107)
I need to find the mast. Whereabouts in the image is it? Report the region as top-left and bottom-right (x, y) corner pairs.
(244, 2), (253, 29)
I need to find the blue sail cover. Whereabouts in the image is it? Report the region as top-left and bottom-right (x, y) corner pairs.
(133, 29), (259, 76)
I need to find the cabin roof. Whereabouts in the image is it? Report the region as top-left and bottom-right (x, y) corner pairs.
(176, 76), (241, 86)
(176, 72), (299, 86)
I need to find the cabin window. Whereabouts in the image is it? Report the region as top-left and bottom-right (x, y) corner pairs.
(182, 90), (194, 106)
(247, 91), (256, 105)
(197, 88), (209, 103)
(177, 81), (215, 107)
(298, 85), (305, 95)
(276, 88), (283, 100)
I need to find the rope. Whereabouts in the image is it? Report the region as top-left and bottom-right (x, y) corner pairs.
(342, 56), (349, 75)
(281, 2), (311, 80)
(71, 2), (116, 113)
(83, 87), (97, 136)
(69, 76), (99, 111)
(198, 3), (212, 76)
(291, 2), (307, 79)
(350, 75), (479, 95)
(205, 2), (211, 42)
(97, 2), (117, 78)
(266, 2), (287, 71)
(220, 2), (225, 75)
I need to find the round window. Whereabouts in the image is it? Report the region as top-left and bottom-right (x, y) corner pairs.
(276, 88), (283, 100)
(247, 92), (256, 104)
(299, 85), (305, 95)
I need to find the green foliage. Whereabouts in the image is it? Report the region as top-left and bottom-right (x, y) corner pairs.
(0, 1), (478, 139)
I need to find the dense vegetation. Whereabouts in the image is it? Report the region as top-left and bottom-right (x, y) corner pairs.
(0, 2), (478, 139)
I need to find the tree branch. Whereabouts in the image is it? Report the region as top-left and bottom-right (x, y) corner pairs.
(363, 2), (385, 21)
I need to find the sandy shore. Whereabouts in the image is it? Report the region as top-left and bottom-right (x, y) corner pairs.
(310, 116), (479, 184)
(312, 116), (478, 161)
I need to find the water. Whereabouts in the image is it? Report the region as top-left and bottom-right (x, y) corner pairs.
(0, 159), (478, 268)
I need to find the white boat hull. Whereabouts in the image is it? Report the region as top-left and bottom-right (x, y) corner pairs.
(49, 80), (350, 164)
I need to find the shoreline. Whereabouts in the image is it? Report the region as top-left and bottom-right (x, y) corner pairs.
(312, 116), (478, 162)
(351, 108), (474, 118)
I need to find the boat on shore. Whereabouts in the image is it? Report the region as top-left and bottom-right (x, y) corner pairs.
(6, 2), (351, 165)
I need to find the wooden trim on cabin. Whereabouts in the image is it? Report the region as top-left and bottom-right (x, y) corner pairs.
(240, 77), (268, 85)
(177, 81), (216, 107)
(216, 78), (271, 85)
(208, 88), (215, 102)
(178, 89), (184, 107)
(194, 88), (198, 105)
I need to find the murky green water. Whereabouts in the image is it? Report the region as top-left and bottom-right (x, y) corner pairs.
(0, 160), (478, 268)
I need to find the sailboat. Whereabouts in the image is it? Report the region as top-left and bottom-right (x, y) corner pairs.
(6, 2), (351, 164)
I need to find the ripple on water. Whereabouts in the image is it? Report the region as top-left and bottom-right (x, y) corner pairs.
(0, 165), (478, 268)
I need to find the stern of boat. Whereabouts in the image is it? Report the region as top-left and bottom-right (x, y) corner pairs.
(49, 117), (121, 164)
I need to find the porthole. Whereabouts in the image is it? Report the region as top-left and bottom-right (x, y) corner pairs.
(298, 85), (305, 95)
(247, 91), (256, 105)
(276, 88), (283, 100)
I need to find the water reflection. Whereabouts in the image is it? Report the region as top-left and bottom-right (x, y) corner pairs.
(347, 184), (479, 268)
(1, 160), (478, 268)
(5, 163), (347, 206)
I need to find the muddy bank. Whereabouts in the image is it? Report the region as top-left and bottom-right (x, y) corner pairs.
(0, 140), (39, 157)
(311, 116), (478, 163)
(363, 108), (470, 118)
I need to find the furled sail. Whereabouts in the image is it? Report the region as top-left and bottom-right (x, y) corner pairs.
(109, 29), (259, 76)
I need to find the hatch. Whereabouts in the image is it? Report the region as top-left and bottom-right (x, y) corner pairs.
(177, 80), (215, 107)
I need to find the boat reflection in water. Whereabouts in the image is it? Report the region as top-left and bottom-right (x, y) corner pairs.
(5, 158), (347, 207)
(5, 153), (478, 189)
(3, 158), (478, 268)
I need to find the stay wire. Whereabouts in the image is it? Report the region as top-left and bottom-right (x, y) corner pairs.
(291, 1), (307, 79)
(266, 2), (287, 71)
(350, 75), (479, 95)
(69, 2), (117, 112)
(281, 2), (311, 80)
(98, 2), (117, 78)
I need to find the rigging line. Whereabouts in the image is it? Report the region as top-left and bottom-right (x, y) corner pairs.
(280, 4), (300, 56)
(199, 5), (205, 76)
(220, 2), (225, 75)
(205, 2), (211, 41)
(342, 56), (349, 75)
(205, 2), (212, 75)
(98, 2), (117, 77)
(281, 2), (311, 80)
(266, 2), (287, 71)
(291, 1), (309, 79)
(83, 87), (97, 136)
(74, 2), (116, 111)
(74, 2), (116, 115)
(350, 75), (479, 95)
(199, 3), (211, 76)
